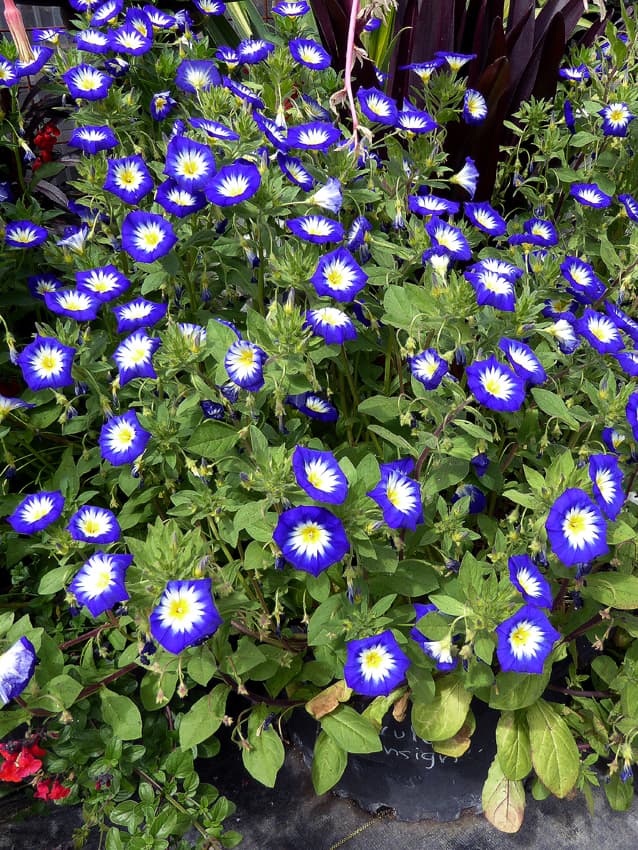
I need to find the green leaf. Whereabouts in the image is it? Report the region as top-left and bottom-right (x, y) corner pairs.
(187, 422), (239, 460)
(45, 674), (83, 709)
(367, 425), (417, 456)
(241, 704), (285, 787)
(604, 773), (634, 811)
(422, 458), (469, 498)
(411, 674), (472, 742)
(321, 705), (382, 754)
(0, 710), (29, 738)
(427, 594), (466, 616)
(311, 731), (347, 794)
(531, 388), (579, 429)
(526, 700), (579, 798)
(489, 670), (550, 710)
(100, 689), (143, 741)
(179, 684), (230, 748)
(496, 711), (532, 780)
(38, 566), (70, 596)
(358, 395), (400, 423)
(608, 521), (637, 545)
(187, 648), (218, 686)
(581, 573), (638, 610)
(482, 757), (525, 833)
(569, 131), (597, 147)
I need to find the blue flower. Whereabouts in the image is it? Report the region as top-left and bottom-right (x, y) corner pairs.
(7, 491), (65, 534)
(75, 28), (110, 53)
(425, 218), (471, 260)
(68, 552), (132, 617)
(5, 221), (48, 248)
(466, 356), (526, 412)
(305, 307), (357, 344)
(464, 202), (507, 236)
(411, 603), (458, 671)
(223, 76), (265, 108)
(367, 459), (423, 530)
(99, 410), (151, 466)
(237, 38), (275, 65)
(589, 454), (624, 520)
(113, 330), (161, 385)
(18, 336), (75, 391)
(345, 216), (372, 251)
(547, 317), (580, 354)
(344, 631), (410, 696)
(435, 51), (476, 71)
(397, 104), (438, 133)
(121, 211), (177, 263)
(576, 309), (624, 354)
(76, 265), (130, 302)
(564, 99), (576, 133)
(175, 59), (221, 93)
(409, 349), (448, 389)
(104, 155), (153, 205)
(496, 605), (560, 674)
(463, 88), (488, 124)
(559, 64), (589, 81)
(156, 180), (207, 218)
(498, 338), (546, 384)
(449, 157), (479, 198)
(112, 298), (167, 333)
(470, 452), (490, 478)
(311, 178), (343, 213)
(150, 91), (176, 121)
(615, 351), (638, 377)
(215, 45), (239, 68)
(273, 0), (309, 15)
(0, 58), (20, 88)
(287, 121), (341, 151)
(62, 64), (113, 100)
(287, 215), (343, 244)
(292, 447), (348, 504)
(277, 153), (315, 190)
(408, 194), (459, 216)
(627, 393), (638, 441)
(205, 162), (261, 207)
(43, 289), (99, 322)
(253, 111), (288, 151)
(451, 484), (486, 514)
(224, 339), (267, 391)
(149, 579), (223, 654)
(273, 505), (349, 575)
(28, 275), (62, 300)
(189, 117), (239, 141)
(67, 506), (121, 544)
(164, 135), (216, 190)
(509, 218), (558, 247)
(464, 267), (516, 311)
(200, 401), (225, 420)
(311, 247), (367, 302)
(606, 301), (638, 343)
(286, 392), (338, 421)
(599, 102), (635, 137)
(570, 183), (612, 208)
(618, 193), (638, 223)
(0, 638), (37, 705)
(91, 0), (123, 25)
(601, 427), (625, 454)
(0, 395), (35, 420)
(289, 38), (331, 70)
(69, 125), (118, 154)
(508, 555), (553, 608)
(357, 87), (399, 126)
(193, 0), (226, 13)
(545, 488), (608, 566)
(560, 256), (605, 303)
(16, 45), (54, 78)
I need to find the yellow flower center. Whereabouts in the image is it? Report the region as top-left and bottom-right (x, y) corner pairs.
(299, 523), (321, 544)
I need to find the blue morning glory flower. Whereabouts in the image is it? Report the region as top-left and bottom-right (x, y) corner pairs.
(344, 630), (410, 696)
(311, 247), (367, 302)
(464, 267), (516, 311)
(570, 183), (612, 208)
(32, 28), (64, 45)
(150, 578), (223, 654)
(589, 454), (624, 520)
(224, 339), (267, 391)
(560, 256), (605, 303)
(311, 178), (343, 213)
(237, 38), (275, 65)
(470, 452), (490, 478)
(76, 265), (130, 303)
(292, 446), (348, 504)
(277, 153), (314, 191)
(464, 202), (507, 236)
(290, 38), (331, 70)
(509, 218), (558, 247)
(178, 323), (206, 352)
(599, 102), (635, 137)
(69, 125), (118, 154)
(508, 555), (553, 608)
(164, 135), (216, 190)
(452, 483), (486, 513)
(615, 351), (638, 377)
(28, 274), (60, 299)
(450, 157), (479, 198)
(253, 111), (289, 151)
(18, 336), (75, 391)
(287, 121), (341, 151)
(273, 505), (350, 575)
(576, 309), (624, 354)
(62, 64), (113, 100)
(99, 410), (151, 466)
(75, 29), (110, 53)
(601, 427), (625, 454)
(215, 45), (239, 68)
(367, 459), (423, 531)
(396, 103), (437, 133)
(409, 349), (448, 389)
(104, 155), (153, 205)
(435, 51), (476, 71)
(305, 307), (357, 344)
(286, 392), (338, 421)
(189, 117), (240, 141)
(110, 23), (153, 54)
(44, 289), (101, 322)
(564, 98), (576, 133)
(468, 257), (522, 281)
(7, 491), (65, 534)
(606, 301), (638, 344)
(273, 1), (309, 14)
(121, 211), (177, 263)
(192, 0), (226, 13)
(200, 400), (225, 420)
(545, 488), (608, 566)
(156, 180), (207, 218)
(112, 298), (167, 333)
(345, 216), (372, 251)
(67, 506), (121, 544)
(68, 552), (132, 617)
(150, 91), (176, 121)
(547, 317), (580, 354)
(463, 88), (488, 124)
(301, 94), (331, 120)
(91, 0), (123, 25)
(15, 45), (54, 78)
(175, 59), (221, 93)
(5, 221), (48, 248)
(411, 603), (458, 671)
(618, 193), (638, 222)
(287, 215), (344, 244)
(466, 356), (526, 412)
(0, 395), (35, 420)
(408, 194), (459, 216)
(205, 162), (261, 206)
(559, 64), (589, 81)
(0, 57), (19, 88)
(357, 87), (399, 126)
(425, 218), (471, 260)
(113, 330), (161, 385)
(496, 605), (560, 674)
(0, 638), (37, 705)
(498, 338), (546, 384)
(400, 59), (445, 81)
(628, 393), (638, 441)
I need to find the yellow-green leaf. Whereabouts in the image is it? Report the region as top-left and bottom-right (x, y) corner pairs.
(496, 711), (532, 780)
(482, 757), (525, 833)
(311, 731), (347, 795)
(411, 674), (472, 742)
(526, 700), (579, 798)
(581, 573), (638, 610)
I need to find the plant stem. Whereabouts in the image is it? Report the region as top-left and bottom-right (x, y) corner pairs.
(415, 398), (471, 479)
(344, 0), (361, 148)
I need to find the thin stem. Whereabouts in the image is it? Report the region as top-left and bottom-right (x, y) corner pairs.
(134, 768), (218, 846)
(546, 684), (611, 699)
(344, 0), (361, 149)
(415, 398), (471, 479)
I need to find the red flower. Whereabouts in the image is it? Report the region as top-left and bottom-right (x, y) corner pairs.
(0, 747), (42, 782)
(35, 778), (71, 800)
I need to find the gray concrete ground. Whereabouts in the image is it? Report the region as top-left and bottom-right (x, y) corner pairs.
(2, 747), (638, 850)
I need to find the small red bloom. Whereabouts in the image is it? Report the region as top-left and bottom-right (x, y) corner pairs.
(0, 747), (42, 782)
